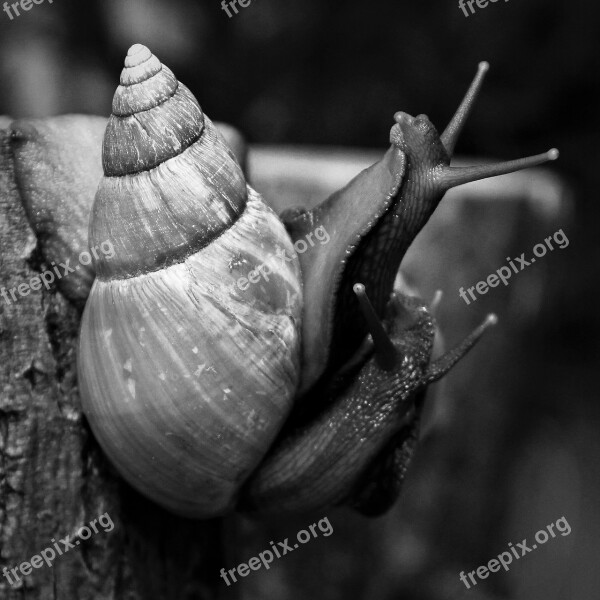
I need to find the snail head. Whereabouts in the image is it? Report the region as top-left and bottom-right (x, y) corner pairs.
(302, 60), (558, 384)
(390, 112), (450, 173)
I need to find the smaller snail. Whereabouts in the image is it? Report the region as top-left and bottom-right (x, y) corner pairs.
(241, 286), (498, 515)
(77, 47), (558, 518)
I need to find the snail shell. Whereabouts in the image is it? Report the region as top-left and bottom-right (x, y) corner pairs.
(78, 45), (302, 518)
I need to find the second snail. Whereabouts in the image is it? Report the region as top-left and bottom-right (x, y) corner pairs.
(77, 44), (558, 519)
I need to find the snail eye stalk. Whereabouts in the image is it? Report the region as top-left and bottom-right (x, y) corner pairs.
(353, 283), (399, 371)
(439, 149), (559, 191)
(441, 61), (489, 157)
(423, 313), (498, 384)
(438, 62), (559, 189)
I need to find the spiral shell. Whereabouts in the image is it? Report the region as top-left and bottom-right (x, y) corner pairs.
(78, 45), (302, 518)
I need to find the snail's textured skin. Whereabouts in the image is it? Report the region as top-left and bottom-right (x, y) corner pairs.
(75, 46), (557, 519)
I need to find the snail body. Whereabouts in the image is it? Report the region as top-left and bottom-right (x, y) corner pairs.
(78, 46), (557, 518)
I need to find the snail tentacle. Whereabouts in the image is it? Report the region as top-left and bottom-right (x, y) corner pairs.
(353, 283), (399, 371)
(437, 148), (559, 190)
(423, 313), (498, 384)
(441, 60), (489, 156)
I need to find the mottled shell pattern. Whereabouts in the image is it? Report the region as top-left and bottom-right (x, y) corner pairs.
(78, 45), (302, 518)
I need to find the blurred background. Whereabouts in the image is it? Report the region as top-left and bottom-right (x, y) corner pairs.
(1, 0), (598, 599)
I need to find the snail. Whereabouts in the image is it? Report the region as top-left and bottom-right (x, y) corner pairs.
(78, 45), (558, 518)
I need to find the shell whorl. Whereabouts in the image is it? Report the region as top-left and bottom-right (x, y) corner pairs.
(92, 45), (248, 279)
(105, 44), (205, 175)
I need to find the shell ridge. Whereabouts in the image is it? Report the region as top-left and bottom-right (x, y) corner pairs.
(150, 160), (205, 259)
(97, 191), (250, 283)
(119, 54), (162, 85)
(120, 63), (162, 88)
(95, 187), (270, 283)
(105, 83), (205, 176)
(121, 78), (180, 113)
(103, 111), (203, 179)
